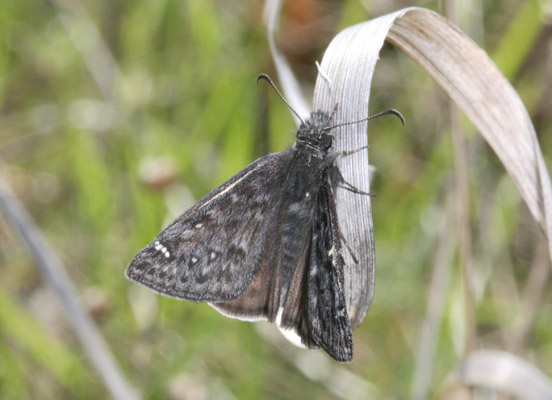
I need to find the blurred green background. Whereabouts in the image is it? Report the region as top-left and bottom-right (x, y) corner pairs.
(0, 0), (551, 398)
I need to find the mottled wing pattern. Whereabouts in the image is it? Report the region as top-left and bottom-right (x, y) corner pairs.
(126, 153), (287, 302)
(263, 182), (353, 361)
(209, 244), (282, 322)
(209, 169), (313, 324)
(307, 183), (353, 362)
(275, 243), (316, 349)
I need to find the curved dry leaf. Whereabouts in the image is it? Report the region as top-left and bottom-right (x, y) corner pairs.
(266, 3), (550, 332)
(385, 8), (552, 252)
(450, 350), (552, 399)
(312, 9), (414, 329)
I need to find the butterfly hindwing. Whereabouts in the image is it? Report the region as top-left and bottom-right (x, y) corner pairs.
(208, 242), (281, 322)
(307, 183), (353, 362)
(126, 153), (288, 302)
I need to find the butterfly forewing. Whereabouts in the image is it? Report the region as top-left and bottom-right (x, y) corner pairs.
(126, 153), (287, 302)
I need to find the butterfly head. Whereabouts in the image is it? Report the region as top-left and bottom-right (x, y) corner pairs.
(257, 74), (404, 153)
(296, 110), (335, 151)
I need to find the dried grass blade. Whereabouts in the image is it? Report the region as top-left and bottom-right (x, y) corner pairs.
(312, 9), (415, 328)
(312, 6), (552, 327)
(386, 8), (552, 259)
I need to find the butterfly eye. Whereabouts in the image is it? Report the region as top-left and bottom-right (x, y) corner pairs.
(320, 134), (332, 149)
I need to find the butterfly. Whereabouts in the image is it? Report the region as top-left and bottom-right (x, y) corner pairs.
(126, 74), (403, 362)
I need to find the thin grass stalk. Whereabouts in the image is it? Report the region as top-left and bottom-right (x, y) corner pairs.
(410, 190), (456, 400)
(506, 240), (550, 354)
(0, 179), (139, 400)
(443, 2), (477, 359)
(47, 0), (120, 100)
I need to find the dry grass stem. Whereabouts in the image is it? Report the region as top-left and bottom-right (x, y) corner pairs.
(410, 194), (456, 400)
(0, 180), (139, 400)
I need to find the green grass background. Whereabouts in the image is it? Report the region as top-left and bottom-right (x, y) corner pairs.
(0, 0), (551, 398)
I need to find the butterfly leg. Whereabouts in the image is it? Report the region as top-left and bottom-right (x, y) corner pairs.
(335, 169), (374, 196)
(339, 230), (359, 264)
(336, 145), (369, 158)
(339, 180), (374, 196)
(331, 147), (375, 195)
(329, 146), (368, 164)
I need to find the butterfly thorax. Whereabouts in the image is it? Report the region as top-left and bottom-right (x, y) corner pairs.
(274, 111), (341, 312)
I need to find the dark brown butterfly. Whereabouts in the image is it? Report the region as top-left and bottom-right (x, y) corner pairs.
(126, 74), (403, 362)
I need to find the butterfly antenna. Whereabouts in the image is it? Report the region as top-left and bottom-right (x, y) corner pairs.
(257, 74), (305, 125)
(326, 108), (405, 131)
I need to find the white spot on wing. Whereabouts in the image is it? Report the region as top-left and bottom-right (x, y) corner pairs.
(154, 241), (170, 258)
(278, 326), (307, 349)
(328, 245), (336, 259)
(275, 306), (284, 326)
(275, 306), (306, 349)
(195, 223), (203, 228)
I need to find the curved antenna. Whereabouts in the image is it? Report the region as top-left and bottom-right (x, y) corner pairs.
(257, 74), (305, 125)
(325, 108), (405, 131)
